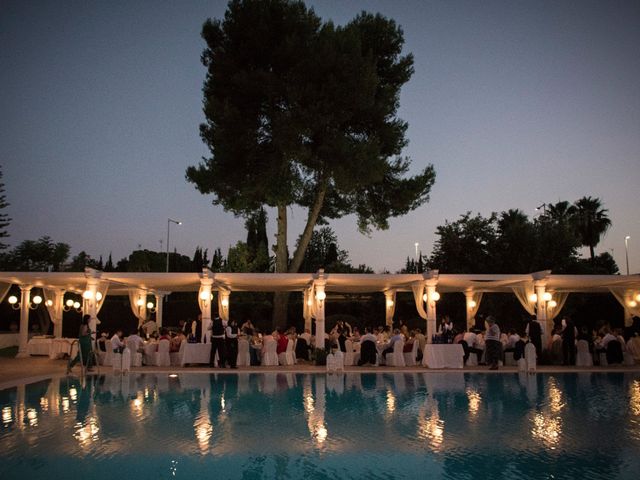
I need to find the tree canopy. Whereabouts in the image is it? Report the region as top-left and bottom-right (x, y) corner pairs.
(0, 165), (11, 251)
(187, 0), (434, 321)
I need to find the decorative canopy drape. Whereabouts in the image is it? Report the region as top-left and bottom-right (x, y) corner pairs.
(546, 291), (569, 322)
(218, 288), (230, 321)
(609, 288), (640, 326)
(411, 283), (427, 320)
(0, 283), (11, 304)
(96, 281), (109, 315)
(128, 289), (147, 327)
(385, 289), (396, 326)
(512, 284), (536, 315)
(197, 285), (208, 314)
(468, 291), (483, 319)
(43, 288), (64, 327)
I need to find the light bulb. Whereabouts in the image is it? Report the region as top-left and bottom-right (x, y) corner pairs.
(66, 299), (74, 307)
(45, 299), (53, 307)
(136, 298), (144, 307)
(431, 292), (440, 301)
(386, 299), (394, 307)
(8, 295), (18, 305)
(147, 302), (154, 309)
(32, 295), (42, 305)
(73, 301), (81, 309)
(221, 298), (229, 307)
(315, 291), (326, 301)
(82, 290), (93, 300)
(422, 293), (427, 302)
(95, 292), (103, 301)
(529, 293), (538, 303)
(548, 300), (557, 308)
(543, 292), (552, 302)
(199, 291), (209, 300)
(469, 300), (476, 308)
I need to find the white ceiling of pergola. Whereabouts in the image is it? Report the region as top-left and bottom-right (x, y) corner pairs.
(1, 271), (639, 296)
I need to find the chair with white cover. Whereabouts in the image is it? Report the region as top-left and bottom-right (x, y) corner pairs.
(333, 350), (344, 371)
(121, 347), (131, 372)
(343, 339), (355, 366)
(326, 352), (337, 372)
(237, 337), (251, 367)
(170, 340), (183, 367)
(261, 338), (278, 366)
(126, 338), (143, 367)
(154, 339), (171, 367)
(278, 339), (295, 366)
(112, 352), (122, 372)
(575, 339), (593, 367)
(101, 343), (114, 367)
(525, 342), (537, 372)
(403, 340), (418, 366)
(386, 339), (406, 367)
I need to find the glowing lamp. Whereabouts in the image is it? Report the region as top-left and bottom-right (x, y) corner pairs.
(315, 291), (326, 301)
(542, 292), (552, 302)
(82, 290), (93, 300)
(431, 291), (441, 301)
(628, 300), (638, 308)
(386, 299), (394, 308)
(95, 292), (103, 301)
(73, 301), (81, 309)
(136, 298), (144, 307)
(45, 299), (53, 307)
(306, 298), (313, 306)
(468, 300), (477, 308)
(221, 298), (229, 307)
(636, 293), (640, 302)
(423, 293), (427, 302)
(146, 302), (154, 309)
(199, 291), (209, 301)
(32, 295), (42, 305)
(66, 299), (74, 307)
(529, 293), (538, 303)
(8, 295), (18, 305)
(548, 300), (558, 308)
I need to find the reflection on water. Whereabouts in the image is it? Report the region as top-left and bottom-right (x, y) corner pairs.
(0, 372), (639, 479)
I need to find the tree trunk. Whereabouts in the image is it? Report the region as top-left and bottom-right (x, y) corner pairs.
(289, 178), (328, 273)
(589, 244), (595, 261)
(272, 204), (289, 327)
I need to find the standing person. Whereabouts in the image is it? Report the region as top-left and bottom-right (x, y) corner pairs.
(111, 329), (125, 354)
(67, 314), (94, 373)
(561, 316), (577, 365)
(209, 315), (226, 367)
(485, 316), (502, 370)
(526, 314), (542, 358)
(226, 318), (239, 369)
(192, 314), (204, 343)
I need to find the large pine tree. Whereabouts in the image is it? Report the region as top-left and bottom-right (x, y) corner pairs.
(0, 165), (11, 251)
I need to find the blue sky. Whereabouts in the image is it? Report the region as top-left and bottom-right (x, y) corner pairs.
(1, 0), (639, 272)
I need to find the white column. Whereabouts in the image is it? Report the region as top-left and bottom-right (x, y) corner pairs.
(303, 289), (312, 332)
(155, 293), (164, 329)
(314, 284), (326, 348)
(535, 283), (549, 344)
(85, 277), (99, 344)
(464, 290), (475, 330)
(200, 278), (213, 343)
(16, 285), (32, 358)
(426, 283), (437, 343)
(384, 290), (396, 327)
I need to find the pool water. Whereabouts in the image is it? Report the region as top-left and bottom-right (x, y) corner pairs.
(1, 372), (639, 479)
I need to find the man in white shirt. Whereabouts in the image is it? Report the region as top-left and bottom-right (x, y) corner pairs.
(110, 329), (125, 353)
(126, 330), (144, 353)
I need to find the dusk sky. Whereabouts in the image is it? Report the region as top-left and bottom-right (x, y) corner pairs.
(1, 0), (639, 273)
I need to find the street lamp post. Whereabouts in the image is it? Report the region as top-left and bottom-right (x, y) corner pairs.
(625, 235), (630, 275)
(166, 218), (182, 272)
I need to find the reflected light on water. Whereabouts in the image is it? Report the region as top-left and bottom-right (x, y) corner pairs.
(548, 378), (565, 414)
(74, 416), (100, 448)
(313, 421), (327, 444)
(3, 406), (13, 425)
(69, 387), (78, 402)
(40, 397), (49, 412)
(220, 396), (226, 412)
(630, 380), (640, 416)
(531, 413), (561, 449)
(194, 414), (212, 454)
(61, 397), (70, 413)
(131, 394), (144, 418)
(466, 389), (481, 418)
(304, 394), (314, 414)
(386, 390), (396, 414)
(417, 403), (444, 452)
(26, 408), (38, 427)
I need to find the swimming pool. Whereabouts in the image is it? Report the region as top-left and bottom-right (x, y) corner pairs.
(1, 372), (639, 479)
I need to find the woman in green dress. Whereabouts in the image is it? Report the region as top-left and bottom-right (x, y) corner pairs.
(67, 314), (94, 373)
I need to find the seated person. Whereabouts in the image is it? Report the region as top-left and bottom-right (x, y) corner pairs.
(357, 327), (378, 366)
(276, 328), (288, 354)
(170, 331), (185, 352)
(126, 330), (145, 353)
(110, 329), (125, 354)
(382, 329), (404, 359)
(157, 328), (171, 351)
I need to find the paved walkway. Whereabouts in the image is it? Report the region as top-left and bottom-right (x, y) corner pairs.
(1, 355), (638, 390)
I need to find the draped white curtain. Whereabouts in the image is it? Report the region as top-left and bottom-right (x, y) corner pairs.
(411, 283), (427, 320)
(468, 291), (483, 319)
(0, 283), (11, 304)
(303, 288), (313, 325)
(197, 285), (208, 314)
(385, 290), (397, 326)
(547, 291), (569, 322)
(609, 288), (640, 326)
(128, 289), (147, 327)
(96, 281), (109, 315)
(218, 289), (230, 321)
(43, 288), (64, 326)
(511, 284), (536, 315)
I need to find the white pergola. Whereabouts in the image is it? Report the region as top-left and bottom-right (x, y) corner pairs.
(1, 268), (639, 358)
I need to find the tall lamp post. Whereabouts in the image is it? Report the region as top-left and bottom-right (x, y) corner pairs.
(625, 235), (630, 275)
(166, 218), (182, 272)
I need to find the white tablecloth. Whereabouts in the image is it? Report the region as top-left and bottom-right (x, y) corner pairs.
(49, 338), (75, 359)
(27, 338), (52, 356)
(422, 344), (464, 369)
(181, 343), (211, 366)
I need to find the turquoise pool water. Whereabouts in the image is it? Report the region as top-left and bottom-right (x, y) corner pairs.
(1, 372), (639, 479)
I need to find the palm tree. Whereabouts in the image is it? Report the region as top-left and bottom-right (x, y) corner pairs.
(547, 201), (573, 225)
(571, 196), (612, 260)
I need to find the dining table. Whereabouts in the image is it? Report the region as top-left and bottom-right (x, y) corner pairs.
(421, 344), (464, 369)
